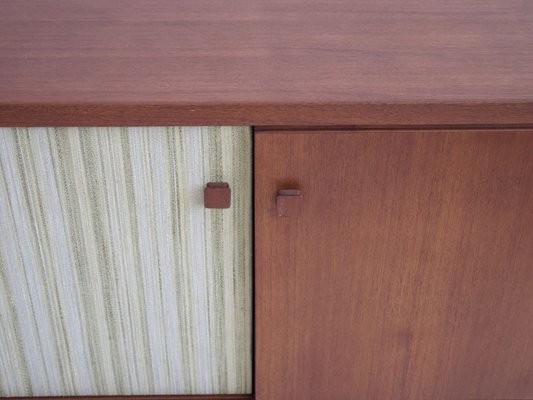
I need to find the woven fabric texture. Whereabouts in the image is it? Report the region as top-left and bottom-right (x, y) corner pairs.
(0, 126), (252, 396)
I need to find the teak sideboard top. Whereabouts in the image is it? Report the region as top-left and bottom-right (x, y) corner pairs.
(0, 0), (532, 127)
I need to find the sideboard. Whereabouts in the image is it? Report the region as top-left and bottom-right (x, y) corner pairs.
(1, 1), (532, 399)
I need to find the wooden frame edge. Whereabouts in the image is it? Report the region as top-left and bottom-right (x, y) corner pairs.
(1, 102), (532, 127)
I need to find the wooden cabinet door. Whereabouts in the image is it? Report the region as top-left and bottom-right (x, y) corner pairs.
(255, 130), (533, 400)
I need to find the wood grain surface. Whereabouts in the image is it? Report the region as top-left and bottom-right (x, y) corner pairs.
(1, 0), (532, 126)
(255, 130), (533, 399)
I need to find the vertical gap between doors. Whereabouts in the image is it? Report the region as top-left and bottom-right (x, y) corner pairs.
(251, 126), (256, 399)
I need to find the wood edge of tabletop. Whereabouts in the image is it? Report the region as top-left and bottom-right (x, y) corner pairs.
(1, 102), (532, 127)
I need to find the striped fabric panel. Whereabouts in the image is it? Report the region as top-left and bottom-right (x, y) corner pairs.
(0, 126), (252, 396)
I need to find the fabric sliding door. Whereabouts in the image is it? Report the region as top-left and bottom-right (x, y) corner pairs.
(0, 126), (252, 396)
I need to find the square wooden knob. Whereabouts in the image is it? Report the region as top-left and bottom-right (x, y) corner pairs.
(204, 182), (231, 208)
(276, 189), (302, 217)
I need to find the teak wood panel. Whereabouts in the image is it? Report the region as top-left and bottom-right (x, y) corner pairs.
(1, 0), (532, 126)
(255, 130), (533, 400)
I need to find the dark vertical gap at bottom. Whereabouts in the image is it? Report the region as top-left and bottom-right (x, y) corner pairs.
(250, 126), (256, 400)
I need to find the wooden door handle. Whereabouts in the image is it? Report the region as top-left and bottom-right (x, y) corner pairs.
(205, 182), (231, 208)
(276, 189), (301, 217)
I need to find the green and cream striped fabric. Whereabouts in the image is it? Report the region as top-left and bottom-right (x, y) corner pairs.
(0, 126), (252, 396)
